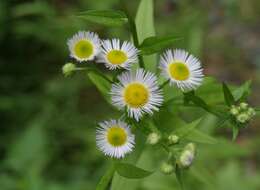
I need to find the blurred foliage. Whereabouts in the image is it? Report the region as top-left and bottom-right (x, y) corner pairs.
(0, 0), (260, 189)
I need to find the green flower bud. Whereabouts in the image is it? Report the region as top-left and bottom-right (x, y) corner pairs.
(236, 113), (249, 123)
(62, 63), (76, 77)
(239, 102), (248, 110)
(179, 150), (195, 168)
(168, 134), (179, 145)
(247, 107), (256, 118)
(230, 106), (239, 116)
(185, 143), (196, 153)
(147, 132), (161, 145)
(160, 162), (174, 175)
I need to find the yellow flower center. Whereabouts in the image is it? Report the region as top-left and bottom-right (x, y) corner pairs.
(107, 50), (127, 65)
(74, 40), (93, 59)
(124, 83), (149, 108)
(107, 126), (127, 146)
(168, 62), (190, 81)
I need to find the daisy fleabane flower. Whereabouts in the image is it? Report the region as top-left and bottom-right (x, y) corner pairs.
(67, 31), (100, 62)
(160, 49), (204, 91)
(98, 39), (138, 70)
(96, 120), (135, 159)
(111, 69), (163, 121)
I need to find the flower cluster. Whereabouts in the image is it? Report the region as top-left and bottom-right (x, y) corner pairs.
(65, 30), (204, 159)
(230, 102), (256, 124)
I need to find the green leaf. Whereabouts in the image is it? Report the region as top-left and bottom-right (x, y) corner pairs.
(110, 131), (146, 190)
(96, 164), (115, 190)
(115, 163), (153, 179)
(255, 107), (260, 116)
(76, 10), (128, 26)
(174, 118), (202, 138)
(222, 82), (235, 106)
(5, 119), (47, 172)
(186, 129), (218, 144)
(87, 71), (111, 103)
(233, 80), (251, 101)
(175, 165), (184, 190)
(135, 0), (157, 72)
(139, 35), (181, 55)
(12, 1), (55, 17)
(184, 92), (221, 117)
(232, 126), (239, 141)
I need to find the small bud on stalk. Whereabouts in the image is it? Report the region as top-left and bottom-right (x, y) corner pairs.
(168, 134), (179, 145)
(160, 161), (174, 175)
(147, 132), (161, 145)
(62, 63), (76, 77)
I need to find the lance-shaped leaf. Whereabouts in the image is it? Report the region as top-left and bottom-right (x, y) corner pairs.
(184, 92), (222, 117)
(222, 82), (235, 106)
(186, 129), (218, 144)
(232, 126), (239, 141)
(139, 35), (181, 55)
(135, 0), (157, 72)
(87, 71), (111, 103)
(96, 164), (115, 190)
(174, 118), (202, 138)
(255, 107), (260, 116)
(115, 163), (153, 179)
(175, 164), (184, 190)
(233, 80), (251, 102)
(76, 10), (128, 26)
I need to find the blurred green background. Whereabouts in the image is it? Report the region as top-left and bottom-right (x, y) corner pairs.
(0, 0), (260, 189)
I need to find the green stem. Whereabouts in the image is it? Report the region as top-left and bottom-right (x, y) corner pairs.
(159, 79), (170, 90)
(96, 163), (115, 190)
(89, 68), (113, 84)
(120, 0), (145, 69)
(74, 65), (113, 83)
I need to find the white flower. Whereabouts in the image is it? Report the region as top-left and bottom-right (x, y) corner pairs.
(160, 49), (204, 91)
(98, 39), (138, 70)
(96, 120), (135, 159)
(67, 31), (101, 62)
(111, 69), (163, 121)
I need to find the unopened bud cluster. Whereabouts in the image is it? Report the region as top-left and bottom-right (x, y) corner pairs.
(230, 102), (256, 124)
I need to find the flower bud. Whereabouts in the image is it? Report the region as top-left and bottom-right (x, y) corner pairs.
(178, 143), (196, 168)
(62, 63), (76, 77)
(239, 102), (248, 110)
(185, 143), (196, 153)
(230, 105), (239, 116)
(160, 161), (174, 175)
(168, 134), (179, 145)
(236, 113), (249, 123)
(247, 107), (256, 117)
(146, 132), (161, 145)
(179, 150), (195, 168)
